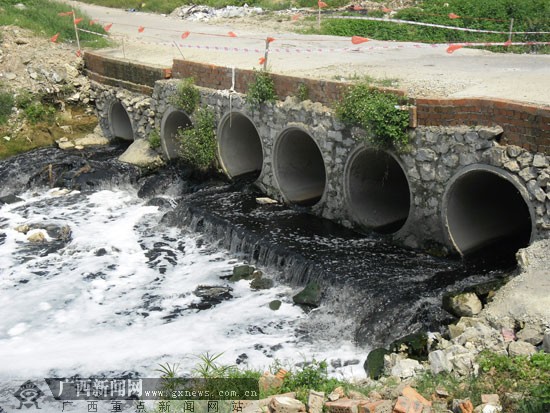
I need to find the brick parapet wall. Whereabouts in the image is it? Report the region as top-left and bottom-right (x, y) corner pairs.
(416, 98), (550, 153)
(84, 52), (171, 96)
(85, 53), (550, 154)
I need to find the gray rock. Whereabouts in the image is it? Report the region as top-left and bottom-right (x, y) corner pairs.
(14, 3), (27, 9)
(543, 330), (550, 353)
(527, 181), (547, 203)
(0, 194), (23, 205)
(118, 139), (163, 168)
(444, 292), (483, 317)
(293, 282), (322, 307)
(506, 145), (523, 158)
(533, 153), (549, 168)
(508, 340), (537, 357)
(230, 264), (255, 281)
(516, 325), (544, 346)
(250, 277), (274, 290)
(269, 300), (282, 311)
(518, 167), (538, 182)
(419, 162), (435, 181)
(503, 160), (520, 173)
(416, 148), (436, 162)
(478, 126), (503, 140)
(482, 146), (507, 166)
(517, 152), (533, 168)
(429, 350), (452, 374)
(390, 358), (423, 378)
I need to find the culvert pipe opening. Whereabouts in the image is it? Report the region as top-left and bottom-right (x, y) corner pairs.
(217, 112), (263, 179)
(346, 149), (411, 234)
(109, 101), (134, 141)
(273, 128), (326, 206)
(161, 109), (192, 160)
(444, 167), (533, 256)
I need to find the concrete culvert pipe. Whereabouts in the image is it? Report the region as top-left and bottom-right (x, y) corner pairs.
(444, 165), (533, 256)
(109, 101), (134, 141)
(345, 148), (411, 234)
(273, 128), (326, 206)
(217, 112), (263, 179)
(161, 109), (192, 160)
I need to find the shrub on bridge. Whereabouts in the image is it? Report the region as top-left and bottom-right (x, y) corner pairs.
(245, 70), (277, 108)
(170, 78), (201, 115)
(336, 83), (410, 149)
(177, 106), (217, 171)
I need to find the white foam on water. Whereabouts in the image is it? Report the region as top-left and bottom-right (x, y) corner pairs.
(0, 188), (366, 410)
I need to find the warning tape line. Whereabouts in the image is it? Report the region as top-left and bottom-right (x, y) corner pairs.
(116, 37), (550, 54)
(329, 16), (550, 35)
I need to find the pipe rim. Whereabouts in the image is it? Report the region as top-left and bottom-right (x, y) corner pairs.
(272, 126), (327, 206)
(107, 100), (134, 141)
(160, 106), (192, 160)
(217, 111), (264, 180)
(343, 145), (412, 234)
(442, 163), (536, 255)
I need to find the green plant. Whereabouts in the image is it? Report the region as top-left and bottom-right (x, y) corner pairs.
(193, 352), (238, 379)
(335, 83), (410, 149)
(170, 78), (201, 115)
(297, 83), (309, 101)
(245, 70), (277, 107)
(178, 106), (217, 171)
(0, 90), (14, 124)
(15, 90), (34, 110)
(149, 128), (161, 149)
(24, 102), (56, 125)
(279, 360), (344, 404)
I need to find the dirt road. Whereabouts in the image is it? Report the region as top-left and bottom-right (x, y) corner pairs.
(66, 1), (550, 106)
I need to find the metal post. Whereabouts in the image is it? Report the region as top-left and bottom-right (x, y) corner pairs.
(263, 37), (270, 70)
(508, 18), (514, 43)
(72, 7), (81, 53)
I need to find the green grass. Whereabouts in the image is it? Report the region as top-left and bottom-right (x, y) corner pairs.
(320, 0), (550, 53)
(0, 0), (109, 48)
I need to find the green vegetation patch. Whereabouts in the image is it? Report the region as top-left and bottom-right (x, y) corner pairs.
(178, 106), (217, 171)
(0, 0), (109, 48)
(335, 83), (409, 149)
(170, 78), (201, 115)
(245, 70), (277, 108)
(0, 90), (14, 124)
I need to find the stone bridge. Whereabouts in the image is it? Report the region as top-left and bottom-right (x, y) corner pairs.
(83, 52), (550, 256)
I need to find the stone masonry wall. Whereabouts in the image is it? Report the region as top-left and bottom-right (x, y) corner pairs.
(91, 81), (155, 141)
(148, 79), (550, 252)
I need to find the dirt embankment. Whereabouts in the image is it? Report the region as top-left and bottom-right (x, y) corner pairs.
(0, 26), (97, 158)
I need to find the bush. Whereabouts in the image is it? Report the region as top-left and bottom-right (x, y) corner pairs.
(24, 102), (56, 125)
(245, 70), (277, 107)
(149, 129), (161, 150)
(170, 78), (201, 115)
(178, 106), (217, 171)
(0, 91), (14, 124)
(15, 90), (34, 110)
(335, 83), (410, 149)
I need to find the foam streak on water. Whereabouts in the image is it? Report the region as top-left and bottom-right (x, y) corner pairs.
(0, 188), (366, 382)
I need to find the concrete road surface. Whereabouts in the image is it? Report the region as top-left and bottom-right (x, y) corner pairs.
(66, 1), (550, 106)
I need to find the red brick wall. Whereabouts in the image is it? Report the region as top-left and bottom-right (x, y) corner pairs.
(84, 52), (171, 95)
(172, 59), (404, 106)
(85, 53), (550, 154)
(416, 98), (550, 153)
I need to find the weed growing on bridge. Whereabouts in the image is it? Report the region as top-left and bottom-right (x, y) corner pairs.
(171, 78), (201, 115)
(245, 70), (277, 108)
(297, 83), (309, 102)
(336, 83), (410, 150)
(178, 106), (217, 171)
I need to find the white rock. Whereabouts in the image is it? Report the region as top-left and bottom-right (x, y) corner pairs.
(508, 340), (536, 357)
(118, 139), (163, 168)
(256, 197), (278, 205)
(75, 134), (109, 147)
(390, 358), (423, 378)
(429, 350), (452, 374)
(269, 396), (306, 413)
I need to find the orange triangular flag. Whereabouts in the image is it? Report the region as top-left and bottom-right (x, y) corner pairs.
(291, 14), (301, 21)
(318, 1), (328, 8)
(448, 13), (460, 19)
(504, 40), (512, 47)
(353, 5), (363, 10)
(258, 57), (266, 65)
(267, 37), (275, 43)
(228, 31), (237, 37)
(181, 31), (190, 39)
(89, 19), (97, 25)
(104, 23), (113, 32)
(382, 6), (392, 12)
(74, 17), (83, 24)
(138, 26), (145, 33)
(446, 44), (463, 53)
(351, 36), (369, 44)
(76, 50), (82, 57)
(58, 11), (74, 16)
(50, 33), (59, 43)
